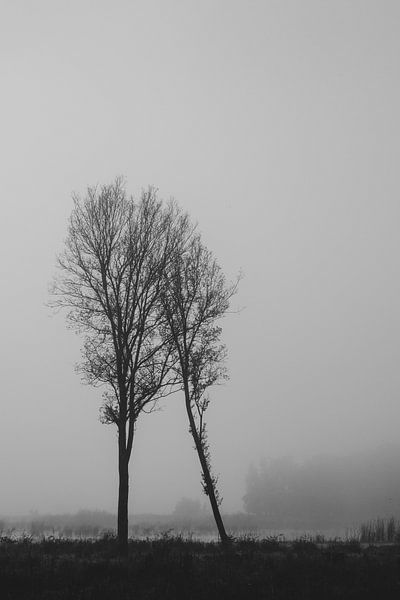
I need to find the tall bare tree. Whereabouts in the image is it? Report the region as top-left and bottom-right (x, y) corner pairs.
(52, 178), (189, 554)
(160, 234), (237, 544)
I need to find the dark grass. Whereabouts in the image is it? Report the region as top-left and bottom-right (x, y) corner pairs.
(1, 534), (400, 599)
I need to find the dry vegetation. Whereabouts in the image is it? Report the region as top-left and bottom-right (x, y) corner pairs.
(1, 529), (400, 599)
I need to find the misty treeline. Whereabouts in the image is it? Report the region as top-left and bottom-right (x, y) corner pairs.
(0, 505), (255, 540)
(51, 178), (237, 553)
(0, 510), (116, 539)
(244, 445), (400, 529)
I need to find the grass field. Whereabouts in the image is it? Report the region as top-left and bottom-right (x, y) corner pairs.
(1, 533), (400, 599)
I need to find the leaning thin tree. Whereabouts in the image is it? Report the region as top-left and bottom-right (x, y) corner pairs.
(52, 178), (188, 554)
(161, 234), (237, 544)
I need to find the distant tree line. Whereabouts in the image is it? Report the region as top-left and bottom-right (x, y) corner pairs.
(244, 445), (400, 528)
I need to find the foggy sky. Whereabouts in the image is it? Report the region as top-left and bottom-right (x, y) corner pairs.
(1, 0), (400, 516)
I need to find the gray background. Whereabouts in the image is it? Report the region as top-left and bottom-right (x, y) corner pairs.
(1, 0), (399, 515)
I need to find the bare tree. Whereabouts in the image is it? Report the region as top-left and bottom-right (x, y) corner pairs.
(52, 178), (189, 554)
(160, 234), (237, 544)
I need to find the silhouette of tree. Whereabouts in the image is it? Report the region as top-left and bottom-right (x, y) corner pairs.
(52, 178), (188, 554)
(161, 234), (237, 544)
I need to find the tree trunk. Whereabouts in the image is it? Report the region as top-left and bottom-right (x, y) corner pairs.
(183, 387), (229, 545)
(117, 433), (129, 556)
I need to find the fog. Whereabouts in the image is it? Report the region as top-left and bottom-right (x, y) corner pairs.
(1, 1), (400, 521)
